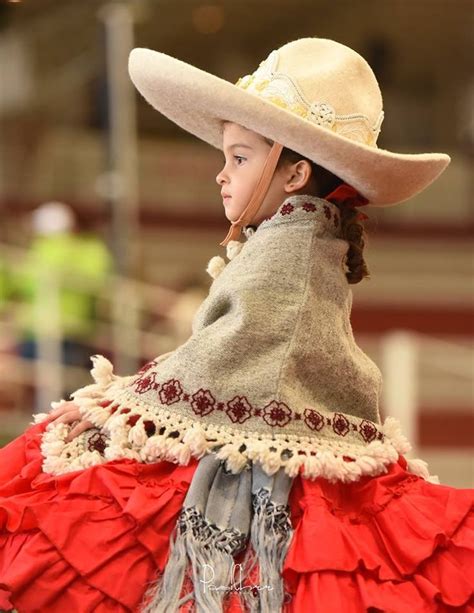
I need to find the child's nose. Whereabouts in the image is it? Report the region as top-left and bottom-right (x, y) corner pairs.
(216, 167), (227, 185)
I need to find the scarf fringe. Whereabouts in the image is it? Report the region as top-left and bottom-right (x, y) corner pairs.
(141, 507), (248, 613)
(238, 488), (293, 613)
(141, 513), (189, 612)
(141, 486), (293, 612)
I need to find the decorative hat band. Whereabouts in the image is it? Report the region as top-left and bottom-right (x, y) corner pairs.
(235, 50), (385, 148)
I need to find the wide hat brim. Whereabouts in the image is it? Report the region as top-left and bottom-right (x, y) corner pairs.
(129, 48), (450, 206)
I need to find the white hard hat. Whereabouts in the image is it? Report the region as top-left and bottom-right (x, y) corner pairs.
(32, 201), (75, 235)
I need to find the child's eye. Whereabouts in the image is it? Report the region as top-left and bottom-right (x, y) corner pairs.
(234, 155), (246, 165)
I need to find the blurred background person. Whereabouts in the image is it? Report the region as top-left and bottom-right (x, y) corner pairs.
(12, 201), (112, 404)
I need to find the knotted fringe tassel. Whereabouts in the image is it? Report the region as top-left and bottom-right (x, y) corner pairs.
(188, 511), (247, 612)
(241, 490), (293, 612)
(238, 464), (294, 612)
(142, 507), (247, 612)
(141, 510), (189, 612)
(141, 453), (251, 612)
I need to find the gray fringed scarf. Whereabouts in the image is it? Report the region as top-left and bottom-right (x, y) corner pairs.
(141, 453), (293, 613)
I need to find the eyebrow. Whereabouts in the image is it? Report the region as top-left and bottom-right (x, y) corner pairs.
(224, 143), (254, 152)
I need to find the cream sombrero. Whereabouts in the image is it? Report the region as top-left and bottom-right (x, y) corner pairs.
(128, 36), (450, 208)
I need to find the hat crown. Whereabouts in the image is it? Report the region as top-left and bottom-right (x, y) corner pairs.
(236, 38), (384, 147)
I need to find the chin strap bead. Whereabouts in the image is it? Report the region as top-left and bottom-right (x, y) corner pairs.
(206, 255), (226, 279)
(226, 240), (245, 261)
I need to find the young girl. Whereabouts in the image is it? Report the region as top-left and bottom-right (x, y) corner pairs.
(1, 37), (473, 613)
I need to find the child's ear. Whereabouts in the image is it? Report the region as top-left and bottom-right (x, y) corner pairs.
(284, 160), (312, 192)
(295, 160), (313, 188)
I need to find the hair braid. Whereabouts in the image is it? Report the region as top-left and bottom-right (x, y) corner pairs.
(262, 136), (370, 284)
(337, 206), (371, 284)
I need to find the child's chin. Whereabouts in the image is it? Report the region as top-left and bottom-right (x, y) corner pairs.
(225, 210), (239, 223)
(224, 203), (247, 223)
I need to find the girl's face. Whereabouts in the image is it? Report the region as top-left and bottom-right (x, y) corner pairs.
(215, 122), (310, 226)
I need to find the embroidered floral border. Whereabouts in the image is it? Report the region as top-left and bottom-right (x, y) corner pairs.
(128, 360), (384, 445)
(262, 199), (340, 228)
(38, 355), (441, 483)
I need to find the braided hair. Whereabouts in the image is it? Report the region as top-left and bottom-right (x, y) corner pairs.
(263, 138), (370, 284)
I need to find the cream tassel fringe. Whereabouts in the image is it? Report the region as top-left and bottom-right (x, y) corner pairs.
(206, 240), (245, 279)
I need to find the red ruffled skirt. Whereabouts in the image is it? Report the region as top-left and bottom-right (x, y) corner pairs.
(1, 419), (473, 612)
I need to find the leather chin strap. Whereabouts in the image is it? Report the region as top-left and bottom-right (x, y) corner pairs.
(220, 142), (284, 247)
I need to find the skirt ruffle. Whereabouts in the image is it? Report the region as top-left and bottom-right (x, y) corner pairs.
(1, 421), (473, 612)
(283, 455), (474, 612)
(0, 420), (199, 612)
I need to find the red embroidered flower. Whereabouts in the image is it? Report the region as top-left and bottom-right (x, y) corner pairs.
(87, 431), (107, 454)
(303, 408), (324, 431)
(159, 379), (183, 405)
(190, 389), (215, 416)
(226, 396), (252, 424)
(332, 413), (350, 436)
(323, 205), (332, 220)
(302, 202), (316, 212)
(359, 419), (378, 443)
(134, 372), (157, 394)
(216, 402), (225, 411)
(280, 203), (294, 216)
(262, 401), (292, 427)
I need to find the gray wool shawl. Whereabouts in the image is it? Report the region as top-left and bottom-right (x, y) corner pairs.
(38, 194), (416, 482)
(34, 194), (440, 612)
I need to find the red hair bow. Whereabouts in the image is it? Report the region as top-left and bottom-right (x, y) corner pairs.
(324, 183), (370, 221)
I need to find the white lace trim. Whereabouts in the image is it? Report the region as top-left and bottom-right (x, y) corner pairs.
(235, 49), (384, 148)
